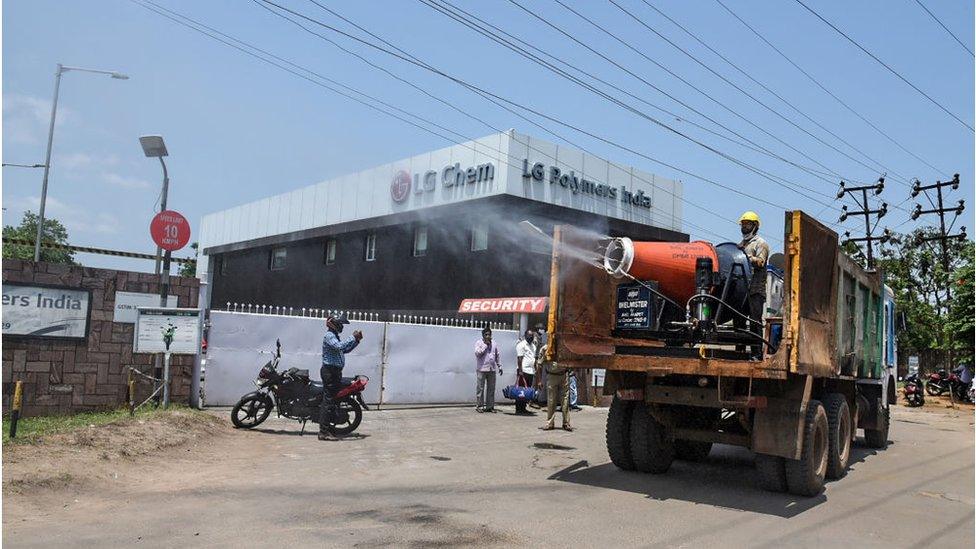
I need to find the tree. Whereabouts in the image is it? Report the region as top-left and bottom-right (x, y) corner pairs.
(178, 242), (198, 278)
(946, 245), (975, 365)
(2, 211), (77, 264)
(878, 228), (974, 368)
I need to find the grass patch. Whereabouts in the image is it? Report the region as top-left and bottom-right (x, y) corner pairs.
(2, 405), (198, 445)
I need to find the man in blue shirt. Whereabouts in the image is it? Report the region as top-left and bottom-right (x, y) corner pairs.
(319, 314), (362, 440)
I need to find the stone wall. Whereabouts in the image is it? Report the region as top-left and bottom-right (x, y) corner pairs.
(2, 259), (199, 416)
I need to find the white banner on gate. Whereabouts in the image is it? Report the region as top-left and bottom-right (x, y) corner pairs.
(203, 311), (520, 406)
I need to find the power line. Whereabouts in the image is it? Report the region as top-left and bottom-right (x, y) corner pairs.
(912, 0), (974, 57)
(481, 0), (837, 207)
(130, 0), (729, 243)
(251, 0), (716, 231)
(638, 0), (920, 188)
(715, 0), (951, 179)
(793, 0), (974, 132)
(603, 0), (910, 187)
(274, 0), (839, 213)
(430, 0), (840, 188)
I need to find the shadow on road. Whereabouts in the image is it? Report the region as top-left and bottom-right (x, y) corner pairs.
(547, 444), (830, 518)
(250, 427), (372, 442)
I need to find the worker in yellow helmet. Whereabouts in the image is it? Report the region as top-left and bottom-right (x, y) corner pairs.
(738, 211), (770, 360)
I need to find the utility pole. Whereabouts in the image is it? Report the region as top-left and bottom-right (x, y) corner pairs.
(908, 173), (967, 384)
(838, 177), (890, 269)
(911, 174), (967, 296)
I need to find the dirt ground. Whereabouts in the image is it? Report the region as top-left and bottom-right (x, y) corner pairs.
(2, 409), (225, 494)
(3, 404), (973, 548)
(898, 390), (976, 415)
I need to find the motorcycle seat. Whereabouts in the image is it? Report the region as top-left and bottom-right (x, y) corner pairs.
(308, 381), (324, 396)
(340, 377), (357, 386)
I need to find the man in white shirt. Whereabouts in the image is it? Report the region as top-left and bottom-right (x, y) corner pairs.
(514, 329), (538, 415)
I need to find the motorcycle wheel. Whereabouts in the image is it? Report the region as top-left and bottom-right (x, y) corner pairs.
(925, 382), (945, 396)
(232, 395), (272, 428)
(905, 392), (924, 407)
(328, 397), (363, 436)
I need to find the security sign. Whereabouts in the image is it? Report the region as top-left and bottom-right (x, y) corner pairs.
(150, 210), (191, 252)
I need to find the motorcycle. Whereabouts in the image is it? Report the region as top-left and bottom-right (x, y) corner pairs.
(925, 369), (951, 396)
(231, 340), (370, 435)
(902, 373), (925, 407)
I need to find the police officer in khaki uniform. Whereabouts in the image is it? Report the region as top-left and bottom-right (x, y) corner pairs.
(539, 344), (573, 431)
(738, 211), (770, 360)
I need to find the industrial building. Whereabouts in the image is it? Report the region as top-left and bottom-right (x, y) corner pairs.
(196, 130), (688, 317)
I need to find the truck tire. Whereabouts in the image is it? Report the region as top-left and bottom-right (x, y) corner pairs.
(754, 454), (788, 492)
(784, 400), (828, 497)
(863, 404), (889, 449)
(606, 396), (636, 470)
(630, 403), (674, 474)
(823, 393), (852, 479)
(674, 440), (712, 462)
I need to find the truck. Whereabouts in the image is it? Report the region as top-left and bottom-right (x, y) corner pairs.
(544, 210), (896, 496)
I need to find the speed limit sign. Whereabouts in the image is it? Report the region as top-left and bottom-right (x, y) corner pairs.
(150, 210), (191, 252)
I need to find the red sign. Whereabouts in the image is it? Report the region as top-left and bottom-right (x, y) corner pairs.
(150, 210), (191, 252)
(390, 170), (411, 203)
(458, 297), (548, 314)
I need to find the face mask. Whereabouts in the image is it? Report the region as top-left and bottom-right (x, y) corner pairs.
(740, 225), (752, 235)
(526, 335), (535, 343)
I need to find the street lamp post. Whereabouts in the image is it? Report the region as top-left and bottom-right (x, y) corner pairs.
(139, 135), (170, 276)
(33, 63), (128, 262)
(140, 135), (171, 407)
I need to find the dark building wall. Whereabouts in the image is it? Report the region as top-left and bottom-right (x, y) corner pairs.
(208, 196), (686, 313)
(2, 260), (199, 417)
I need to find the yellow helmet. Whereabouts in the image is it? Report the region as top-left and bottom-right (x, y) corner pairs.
(739, 211), (760, 224)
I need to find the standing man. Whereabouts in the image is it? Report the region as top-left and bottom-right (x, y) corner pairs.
(514, 329), (538, 415)
(319, 314), (363, 441)
(474, 327), (502, 413)
(541, 345), (573, 431)
(738, 211), (770, 361)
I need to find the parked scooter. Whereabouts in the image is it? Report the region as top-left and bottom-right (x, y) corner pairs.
(231, 340), (370, 435)
(902, 373), (925, 407)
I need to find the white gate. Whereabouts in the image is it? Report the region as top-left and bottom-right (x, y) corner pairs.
(204, 311), (519, 406)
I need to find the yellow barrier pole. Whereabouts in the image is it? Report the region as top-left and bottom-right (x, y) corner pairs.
(128, 369), (135, 416)
(10, 380), (24, 439)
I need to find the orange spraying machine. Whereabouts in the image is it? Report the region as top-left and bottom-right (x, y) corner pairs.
(602, 237), (756, 338)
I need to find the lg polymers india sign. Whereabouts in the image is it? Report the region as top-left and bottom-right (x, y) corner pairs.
(2, 284), (92, 340)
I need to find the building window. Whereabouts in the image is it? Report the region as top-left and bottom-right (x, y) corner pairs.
(270, 247), (287, 271)
(471, 223), (488, 252)
(365, 233), (377, 262)
(413, 226), (428, 257)
(325, 238), (336, 265)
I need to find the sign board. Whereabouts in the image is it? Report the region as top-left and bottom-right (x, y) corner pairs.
(458, 297), (548, 314)
(592, 368), (606, 387)
(114, 291), (178, 324)
(150, 210), (191, 251)
(134, 307), (201, 354)
(2, 284), (91, 339)
(615, 283), (655, 329)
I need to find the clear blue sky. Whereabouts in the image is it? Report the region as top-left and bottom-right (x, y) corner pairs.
(3, 0), (973, 271)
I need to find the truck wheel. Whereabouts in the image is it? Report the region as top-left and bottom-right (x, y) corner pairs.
(784, 400), (828, 497)
(754, 454), (788, 492)
(674, 440), (712, 462)
(823, 393), (852, 479)
(630, 403), (674, 474)
(606, 396), (636, 470)
(863, 404), (889, 449)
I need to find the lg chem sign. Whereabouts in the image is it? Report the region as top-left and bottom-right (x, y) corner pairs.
(391, 162), (496, 202)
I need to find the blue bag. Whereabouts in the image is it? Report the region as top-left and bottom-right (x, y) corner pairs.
(503, 374), (536, 401)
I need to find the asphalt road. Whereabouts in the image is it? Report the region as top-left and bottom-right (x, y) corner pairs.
(4, 404), (974, 548)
